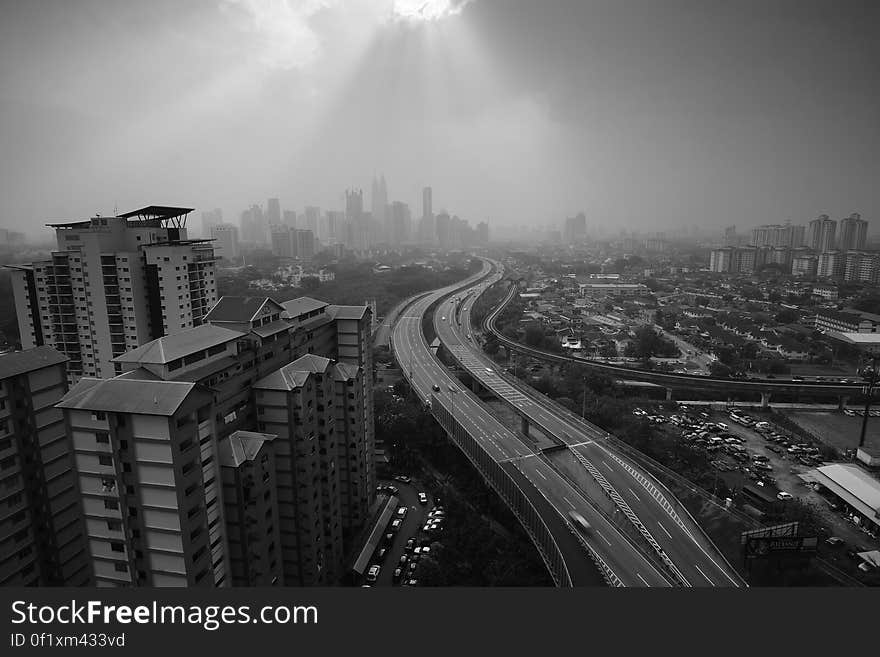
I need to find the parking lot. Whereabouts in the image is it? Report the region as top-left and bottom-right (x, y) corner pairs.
(363, 477), (443, 587)
(636, 405), (880, 558)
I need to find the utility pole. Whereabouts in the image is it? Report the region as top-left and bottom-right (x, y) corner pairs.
(858, 353), (878, 449)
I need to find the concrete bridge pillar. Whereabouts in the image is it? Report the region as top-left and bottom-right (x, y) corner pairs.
(760, 391), (771, 408)
(839, 395), (849, 411)
(521, 415), (529, 437)
(471, 378), (480, 394)
(665, 388), (673, 401)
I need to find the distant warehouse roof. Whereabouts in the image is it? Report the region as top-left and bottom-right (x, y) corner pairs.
(810, 464), (880, 528)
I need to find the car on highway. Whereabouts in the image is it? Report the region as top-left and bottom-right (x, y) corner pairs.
(568, 510), (591, 533)
(393, 475), (412, 483)
(432, 384), (441, 392)
(390, 519), (403, 532)
(376, 547), (388, 561)
(398, 554), (408, 567)
(403, 579), (418, 587)
(405, 539), (416, 552)
(777, 491), (794, 501)
(366, 565), (381, 583)
(397, 507), (408, 519)
(418, 492), (428, 505)
(393, 567), (404, 582)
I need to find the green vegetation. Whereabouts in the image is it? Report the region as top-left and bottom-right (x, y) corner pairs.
(219, 257), (479, 315)
(374, 389), (552, 586)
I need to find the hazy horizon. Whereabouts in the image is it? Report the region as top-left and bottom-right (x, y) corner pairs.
(1, 0), (878, 240)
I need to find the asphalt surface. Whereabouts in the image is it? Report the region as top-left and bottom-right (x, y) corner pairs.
(441, 267), (745, 587)
(369, 480), (433, 587)
(391, 263), (674, 586)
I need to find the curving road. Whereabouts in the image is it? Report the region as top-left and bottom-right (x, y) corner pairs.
(437, 263), (746, 587)
(391, 262), (676, 587)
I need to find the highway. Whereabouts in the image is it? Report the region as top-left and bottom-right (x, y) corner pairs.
(437, 264), (746, 587)
(391, 263), (676, 586)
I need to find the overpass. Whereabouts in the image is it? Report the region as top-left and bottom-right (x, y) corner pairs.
(484, 282), (864, 407)
(435, 263), (745, 587)
(391, 263), (681, 586)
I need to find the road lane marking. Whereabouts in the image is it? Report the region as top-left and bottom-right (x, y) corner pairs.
(636, 573), (649, 586)
(628, 487), (642, 502)
(694, 564), (715, 585)
(563, 496), (575, 508)
(601, 460), (613, 470)
(594, 529), (613, 547)
(535, 468), (547, 480)
(657, 521), (673, 539)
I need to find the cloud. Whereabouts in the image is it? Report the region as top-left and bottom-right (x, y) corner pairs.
(391, 0), (474, 21)
(222, 0), (338, 70)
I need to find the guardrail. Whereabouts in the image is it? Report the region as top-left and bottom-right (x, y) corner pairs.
(568, 447), (690, 587)
(431, 397), (574, 587)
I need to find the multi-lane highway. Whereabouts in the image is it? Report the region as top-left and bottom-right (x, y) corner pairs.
(431, 261), (746, 587)
(392, 263), (683, 587)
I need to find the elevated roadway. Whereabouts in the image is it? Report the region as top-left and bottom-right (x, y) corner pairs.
(437, 264), (747, 587)
(391, 263), (677, 586)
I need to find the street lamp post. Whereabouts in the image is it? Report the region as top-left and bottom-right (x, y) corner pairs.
(858, 353), (879, 449)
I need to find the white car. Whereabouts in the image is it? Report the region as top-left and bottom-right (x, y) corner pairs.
(366, 565), (381, 582)
(776, 491), (793, 501)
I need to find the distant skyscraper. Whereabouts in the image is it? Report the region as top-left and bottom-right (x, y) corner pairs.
(563, 213), (587, 243)
(345, 189), (365, 250)
(8, 206), (218, 382)
(201, 209), (223, 239)
(267, 198), (281, 226)
(389, 201), (411, 245)
(435, 212), (451, 247)
(808, 214), (836, 253)
(420, 187), (434, 243)
(211, 223), (240, 260)
(839, 212), (868, 251)
(371, 176), (388, 243)
(477, 221), (489, 245)
(751, 223), (802, 248)
(283, 210), (297, 228)
(303, 206), (320, 238)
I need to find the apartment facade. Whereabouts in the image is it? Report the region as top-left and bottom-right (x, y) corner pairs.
(56, 294), (374, 587)
(57, 377), (224, 587)
(8, 206), (217, 383)
(0, 347), (91, 586)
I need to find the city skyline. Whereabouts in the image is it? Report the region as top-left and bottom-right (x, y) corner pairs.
(1, 0), (878, 240)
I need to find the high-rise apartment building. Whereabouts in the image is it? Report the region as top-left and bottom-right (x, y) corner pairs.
(843, 251), (879, 284)
(709, 247), (733, 272)
(0, 347), (91, 586)
(808, 214), (837, 252)
(839, 213), (868, 251)
(791, 253), (818, 277)
(435, 212), (451, 248)
(56, 294), (374, 587)
(8, 206), (218, 382)
(211, 223), (239, 260)
(751, 223), (803, 248)
(283, 210), (297, 229)
(476, 221), (489, 245)
(817, 250), (844, 278)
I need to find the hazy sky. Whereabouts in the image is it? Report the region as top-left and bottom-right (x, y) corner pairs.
(1, 0), (878, 238)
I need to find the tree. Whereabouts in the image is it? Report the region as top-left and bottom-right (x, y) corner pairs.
(709, 361), (732, 378)
(524, 323), (544, 347)
(775, 308), (799, 324)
